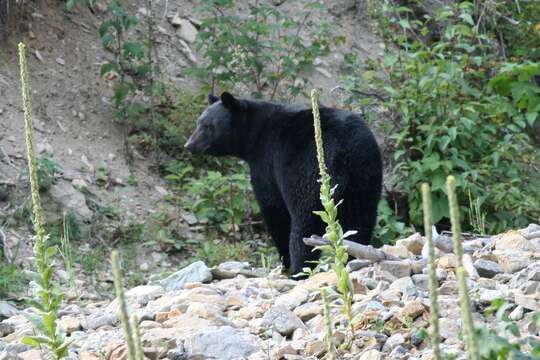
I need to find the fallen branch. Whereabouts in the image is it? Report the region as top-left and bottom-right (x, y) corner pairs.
(303, 235), (398, 262)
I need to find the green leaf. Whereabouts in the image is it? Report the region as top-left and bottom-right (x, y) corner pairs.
(123, 42), (145, 60)
(22, 335), (51, 347)
(100, 62), (119, 76)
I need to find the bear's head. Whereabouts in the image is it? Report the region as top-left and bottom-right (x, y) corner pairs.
(184, 92), (243, 156)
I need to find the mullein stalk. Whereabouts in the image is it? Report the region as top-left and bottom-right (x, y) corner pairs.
(421, 183), (441, 360)
(132, 314), (144, 360)
(311, 89), (354, 337)
(322, 288), (336, 360)
(446, 176), (479, 360)
(19, 42), (69, 360)
(111, 251), (137, 360)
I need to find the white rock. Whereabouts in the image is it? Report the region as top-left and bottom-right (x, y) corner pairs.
(185, 326), (258, 360)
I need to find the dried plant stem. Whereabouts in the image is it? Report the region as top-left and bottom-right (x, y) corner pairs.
(111, 251), (137, 360)
(421, 183), (441, 360)
(447, 176), (479, 360)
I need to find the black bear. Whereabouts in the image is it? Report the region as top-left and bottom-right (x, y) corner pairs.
(185, 92), (383, 276)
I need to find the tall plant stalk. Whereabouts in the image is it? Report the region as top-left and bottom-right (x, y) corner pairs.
(19, 42), (70, 359)
(322, 288), (336, 360)
(111, 251), (137, 360)
(421, 183), (441, 360)
(310, 89), (354, 337)
(447, 175), (479, 360)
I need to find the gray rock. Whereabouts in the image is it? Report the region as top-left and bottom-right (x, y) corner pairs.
(0, 302), (18, 320)
(382, 333), (405, 352)
(346, 259), (371, 272)
(84, 313), (117, 330)
(262, 305), (304, 336)
(412, 274), (429, 291)
(378, 260), (411, 279)
(48, 181), (92, 221)
(160, 261), (212, 292)
(212, 261), (262, 279)
(0, 322), (14, 337)
(474, 259), (503, 278)
(478, 289), (504, 303)
(185, 326), (258, 360)
(389, 277), (417, 297)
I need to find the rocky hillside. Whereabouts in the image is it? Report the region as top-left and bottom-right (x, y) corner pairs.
(1, 224), (539, 359)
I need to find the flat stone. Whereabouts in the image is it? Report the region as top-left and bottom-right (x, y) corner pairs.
(160, 261), (212, 292)
(389, 277), (417, 297)
(48, 181), (93, 220)
(478, 289), (504, 303)
(185, 326), (258, 360)
(382, 244), (411, 258)
(378, 260), (411, 279)
(212, 261), (260, 279)
(346, 259), (372, 272)
(474, 259), (503, 278)
(59, 316), (81, 334)
(359, 349), (383, 360)
(293, 302), (321, 321)
(514, 292), (540, 310)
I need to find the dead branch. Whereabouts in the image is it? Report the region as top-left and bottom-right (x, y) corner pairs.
(303, 235), (398, 262)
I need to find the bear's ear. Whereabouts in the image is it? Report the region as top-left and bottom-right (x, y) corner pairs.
(208, 93), (219, 105)
(221, 92), (239, 110)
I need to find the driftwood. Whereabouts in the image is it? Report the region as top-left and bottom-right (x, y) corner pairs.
(303, 235), (398, 262)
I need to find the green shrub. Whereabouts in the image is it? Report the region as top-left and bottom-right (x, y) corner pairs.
(36, 155), (62, 192)
(188, 0), (333, 101)
(346, 1), (540, 235)
(183, 169), (259, 233)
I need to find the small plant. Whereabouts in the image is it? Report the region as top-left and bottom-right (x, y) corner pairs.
(0, 260), (26, 298)
(18, 42), (71, 360)
(99, 0), (161, 162)
(468, 190), (486, 235)
(477, 299), (540, 359)
(310, 89), (355, 340)
(189, 0), (333, 101)
(36, 155), (62, 192)
(447, 175), (479, 360)
(59, 212), (76, 294)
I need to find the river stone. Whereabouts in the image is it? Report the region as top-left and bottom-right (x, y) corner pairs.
(261, 305), (304, 336)
(160, 261), (212, 292)
(48, 181), (92, 221)
(474, 259), (503, 278)
(185, 326), (258, 360)
(0, 302), (18, 320)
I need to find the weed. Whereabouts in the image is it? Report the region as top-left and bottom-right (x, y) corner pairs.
(18, 42), (70, 359)
(0, 260), (26, 298)
(310, 89), (355, 341)
(35, 155), (62, 192)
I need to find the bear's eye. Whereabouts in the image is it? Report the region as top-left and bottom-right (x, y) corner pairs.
(202, 123), (210, 130)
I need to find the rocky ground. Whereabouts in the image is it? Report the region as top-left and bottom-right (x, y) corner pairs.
(1, 224), (539, 359)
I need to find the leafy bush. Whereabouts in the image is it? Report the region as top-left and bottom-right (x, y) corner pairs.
(346, 1), (540, 234)
(183, 170), (259, 233)
(188, 0), (333, 101)
(0, 259), (26, 298)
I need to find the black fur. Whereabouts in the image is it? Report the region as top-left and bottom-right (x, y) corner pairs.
(185, 93), (383, 276)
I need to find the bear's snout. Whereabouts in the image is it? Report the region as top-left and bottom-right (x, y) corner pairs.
(184, 131), (207, 154)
